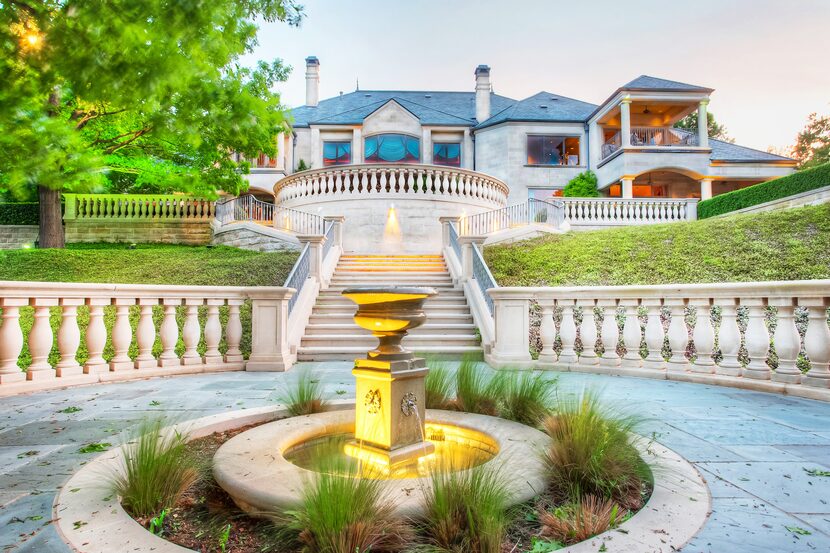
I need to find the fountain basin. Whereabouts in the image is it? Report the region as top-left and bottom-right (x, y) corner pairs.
(213, 408), (549, 517)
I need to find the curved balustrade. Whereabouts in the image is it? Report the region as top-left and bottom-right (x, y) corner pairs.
(561, 197), (697, 226)
(274, 164), (509, 208)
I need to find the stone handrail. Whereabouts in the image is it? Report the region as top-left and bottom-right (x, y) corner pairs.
(460, 199), (565, 236)
(215, 194), (325, 234)
(0, 282), (296, 394)
(486, 281), (830, 400)
(64, 194), (215, 221)
(561, 197), (698, 225)
(274, 164), (509, 208)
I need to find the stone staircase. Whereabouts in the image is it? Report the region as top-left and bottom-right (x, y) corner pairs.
(297, 254), (481, 361)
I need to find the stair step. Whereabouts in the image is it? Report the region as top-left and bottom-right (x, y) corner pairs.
(301, 334), (479, 344)
(308, 313), (474, 324)
(303, 323), (477, 336)
(311, 304), (470, 315)
(318, 290), (465, 298)
(297, 345), (482, 362)
(316, 297), (468, 306)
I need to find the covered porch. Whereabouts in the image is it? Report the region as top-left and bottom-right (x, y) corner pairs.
(607, 170), (766, 200)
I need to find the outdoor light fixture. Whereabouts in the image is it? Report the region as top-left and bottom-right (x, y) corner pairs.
(643, 105), (651, 114)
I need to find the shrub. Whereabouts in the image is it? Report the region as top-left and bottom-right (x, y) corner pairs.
(296, 159), (309, 172)
(417, 464), (511, 553)
(698, 162), (830, 218)
(0, 202), (39, 225)
(284, 457), (412, 553)
(562, 171), (600, 198)
(539, 496), (624, 544)
(494, 370), (557, 427)
(542, 391), (648, 509)
(454, 356), (501, 416)
(109, 418), (200, 518)
(424, 356), (455, 410)
(278, 369), (327, 416)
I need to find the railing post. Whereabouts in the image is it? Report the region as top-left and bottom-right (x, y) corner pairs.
(323, 216), (345, 249)
(62, 194), (77, 220)
(247, 288), (294, 372)
(686, 199), (699, 221)
(297, 235), (325, 283)
(458, 235), (487, 282)
(439, 216), (461, 249)
(487, 289), (532, 366)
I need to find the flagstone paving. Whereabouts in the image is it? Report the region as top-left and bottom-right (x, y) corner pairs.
(1, 364), (829, 552)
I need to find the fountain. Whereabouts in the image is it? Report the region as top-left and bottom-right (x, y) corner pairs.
(213, 286), (548, 515)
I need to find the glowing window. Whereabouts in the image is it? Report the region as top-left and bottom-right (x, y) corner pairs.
(527, 135), (581, 166)
(364, 134), (420, 163)
(323, 141), (351, 166)
(433, 143), (461, 167)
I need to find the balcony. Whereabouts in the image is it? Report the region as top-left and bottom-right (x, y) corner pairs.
(601, 127), (700, 160)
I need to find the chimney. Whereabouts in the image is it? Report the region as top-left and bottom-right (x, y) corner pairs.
(475, 65), (491, 123)
(305, 56), (320, 107)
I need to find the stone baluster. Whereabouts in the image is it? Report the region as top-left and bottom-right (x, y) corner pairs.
(801, 298), (830, 388)
(666, 299), (690, 373)
(742, 298), (771, 380)
(134, 299), (157, 369)
(110, 298), (135, 371)
(620, 299), (642, 364)
(715, 299), (741, 376)
(225, 300), (244, 363)
(158, 299), (181, 367)
(204, 299), (224, 365)
(27, 298), (57, 380)
(537, 296), (556, 367)
(83, 299), (109, 374)
(558, 299), (578, 365)
(598, 299), (620, 366)
(690, 299), (715, 373)
(578, 300), (599, 365)
(181, 300), (203, 365)
(769, 298), (802, 384)
(55, 299), (83, 377)
(642, 299), (665, 370)
(0, 298), (26, 384)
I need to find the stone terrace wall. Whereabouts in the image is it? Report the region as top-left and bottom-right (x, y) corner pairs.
(211, 221), (300, 252)
(0, 225), (38, 249)
(65, 220), (211, 245)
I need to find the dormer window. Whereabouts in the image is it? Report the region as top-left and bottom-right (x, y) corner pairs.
(364, 134), (420, 163)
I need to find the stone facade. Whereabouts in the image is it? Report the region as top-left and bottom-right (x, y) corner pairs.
(0, 225), (38, 249)
(65, 220), (211, 245)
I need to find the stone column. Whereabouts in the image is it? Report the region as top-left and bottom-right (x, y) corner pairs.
(620, 97), (632, 148)
(588, 121), (601, 168)
(458, 235), (487, 282)
(621, 177), (634, 199)
(353, 127), (363, 164)
(697, 99), (709, 149)
(247, 288), (294, 372)
(297, 235), (326, 283)
(310, 128), (321, 169)
(463, 128), (474, 170)
(700, 178), (713, 201)
(422, 128), (432, 165)
(275, 132), (286, 171)
(488, 289), (532, 366)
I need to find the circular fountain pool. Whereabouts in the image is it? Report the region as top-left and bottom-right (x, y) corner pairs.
(213, 407), (548, 516)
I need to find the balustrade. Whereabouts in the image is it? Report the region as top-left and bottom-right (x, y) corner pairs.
(64, 194), (214, 221)
(561, 197), (698, 226)
(601, 127), (700, 160)
(215, 194), (325, 235)
(274, 164), (509, 209)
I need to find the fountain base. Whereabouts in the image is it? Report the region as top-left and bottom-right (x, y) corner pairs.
(343, 439), (436, 470)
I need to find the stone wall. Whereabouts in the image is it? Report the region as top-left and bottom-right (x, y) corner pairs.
(211, 221), (301, 252)
(65, 220), (211, 245)
(0, 225), (38, 249)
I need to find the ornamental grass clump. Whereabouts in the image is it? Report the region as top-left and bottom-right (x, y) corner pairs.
(424, 356), (455, 410)
(494, 370), (557, 427)
(540, 496), (625, 544)
(416, 463), (512, 553)
(110, 418), (200, 518)
(282, 457), (412, 553)
(278, 369), (327, 416)
(454, 356), (502, 416)
(542, 391), (648, 509)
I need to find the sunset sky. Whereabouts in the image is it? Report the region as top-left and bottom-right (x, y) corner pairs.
(243, 0), (830, 152)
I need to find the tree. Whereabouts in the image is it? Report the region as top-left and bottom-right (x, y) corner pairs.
(0, 1), (302, 247)
(674, 111), (733, 142)
(563, 170), (600, 197)
(791, 112), (830, 170)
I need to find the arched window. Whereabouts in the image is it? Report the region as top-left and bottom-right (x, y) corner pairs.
(364, 134), (420, 163)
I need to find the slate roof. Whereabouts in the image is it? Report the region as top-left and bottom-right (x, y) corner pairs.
(475, 91), (597, 129)
(709, 138), (794, 162)
(622, 75), (714, 93)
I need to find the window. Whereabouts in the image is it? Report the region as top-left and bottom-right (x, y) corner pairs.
(527, 135), (581, 166)
(323, 141), (351, 166)
(364, 134), (420, 163)
(433, 143), (461, 167)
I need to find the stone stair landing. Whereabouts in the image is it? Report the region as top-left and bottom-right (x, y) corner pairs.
(297, 255), (481, 361)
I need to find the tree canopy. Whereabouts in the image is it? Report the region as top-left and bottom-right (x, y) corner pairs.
(0, 0), (302, 245)
(674, 111), (733, 142)
(791, 112), (830, 170)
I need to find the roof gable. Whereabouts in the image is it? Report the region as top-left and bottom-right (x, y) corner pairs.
(476, 91), (597, 129)
(623, 75), (713, 93)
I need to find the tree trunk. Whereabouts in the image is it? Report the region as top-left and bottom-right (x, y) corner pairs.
(38, 186), (65, 248)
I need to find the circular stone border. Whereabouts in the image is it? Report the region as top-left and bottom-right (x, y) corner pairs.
(53, 403), (711, 553)
(212, 408), (549, 517)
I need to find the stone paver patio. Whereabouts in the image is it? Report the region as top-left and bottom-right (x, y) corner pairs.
(1, 364), (829, 552)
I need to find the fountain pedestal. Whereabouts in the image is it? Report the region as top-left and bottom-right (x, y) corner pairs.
(341, 287), (437, 468)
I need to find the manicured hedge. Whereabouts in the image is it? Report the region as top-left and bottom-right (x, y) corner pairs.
(0, 203), (39, 225)
(698, 163), (830, 219)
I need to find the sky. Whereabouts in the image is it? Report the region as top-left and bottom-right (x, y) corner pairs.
(242, 0), (830, 152)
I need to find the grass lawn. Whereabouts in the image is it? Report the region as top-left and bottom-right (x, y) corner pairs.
(486, 203), (830, 286)
(0, 243), (299, 371)
(0, 243), (298, 286)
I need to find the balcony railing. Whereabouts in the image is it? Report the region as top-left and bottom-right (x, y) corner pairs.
(601, 127), (701, 159)
(215, 194), (325, 235)
(561, 197), (698, 225)
(274, 164), (509, 209)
